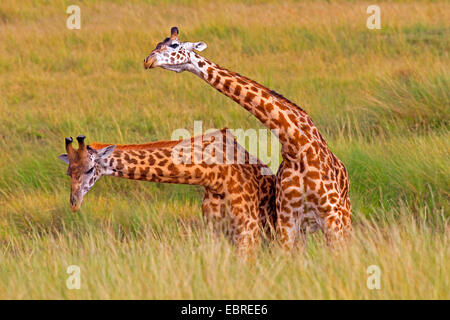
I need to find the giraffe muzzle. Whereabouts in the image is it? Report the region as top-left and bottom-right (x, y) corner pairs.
(144, 56), (156, 69)
(71, 203), (81, 212)
(70, 194), (82, 212)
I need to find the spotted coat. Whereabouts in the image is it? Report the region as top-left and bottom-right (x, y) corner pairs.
(144, 27), (352, 248)
(60, 130), (276, 255)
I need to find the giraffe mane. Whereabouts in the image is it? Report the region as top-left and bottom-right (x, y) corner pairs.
(88, 128), (230, 151)
(89, 140), (180, 151)
(221, 67), (306, 113)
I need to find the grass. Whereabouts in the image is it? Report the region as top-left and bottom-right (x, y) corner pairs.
(0, 0), (449, 299)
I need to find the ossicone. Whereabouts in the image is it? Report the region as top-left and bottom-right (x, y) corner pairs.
(170, 26), (179, 40)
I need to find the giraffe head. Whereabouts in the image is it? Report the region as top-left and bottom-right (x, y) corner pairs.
(144, 26), (207, 72)
(58, 135), (116, 212)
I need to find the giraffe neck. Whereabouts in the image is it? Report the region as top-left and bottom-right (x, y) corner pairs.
(187, 53), (316, 154)
(99, 145), (217, 188)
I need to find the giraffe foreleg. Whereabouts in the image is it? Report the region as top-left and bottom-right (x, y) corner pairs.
(323, 207), (350, 248)
(228, 197), (260, 257)
(275, 164), (306, 252)
(202, 190), (226, 236)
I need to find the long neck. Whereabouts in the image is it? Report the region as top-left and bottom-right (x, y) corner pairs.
(187, 53), (318, 154)
(102, 146), (218, 188)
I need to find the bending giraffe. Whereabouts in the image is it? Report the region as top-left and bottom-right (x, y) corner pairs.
(143, 27), (352, 248)
(58, 129), (276, 254)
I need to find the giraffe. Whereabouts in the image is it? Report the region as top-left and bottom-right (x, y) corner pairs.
(58, 129), (276, 254)
(143, 27), (352, 249)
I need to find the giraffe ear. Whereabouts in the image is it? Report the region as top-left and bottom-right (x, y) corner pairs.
(97, 145), (116, 159)
(193, 42), (207, 52)
(58, 154), (69, 164)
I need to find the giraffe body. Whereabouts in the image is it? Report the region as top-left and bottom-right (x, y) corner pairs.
(59, 129), (276, 254)
(144, 27), (352, 248)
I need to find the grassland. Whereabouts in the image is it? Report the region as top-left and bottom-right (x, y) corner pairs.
(0, 0), (448, 299)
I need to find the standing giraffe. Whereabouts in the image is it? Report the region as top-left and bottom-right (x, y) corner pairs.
(143, 27), (352, 249)
(58, 129), (276, 254)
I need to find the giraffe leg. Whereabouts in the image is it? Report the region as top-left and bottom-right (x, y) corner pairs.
(323, 208), (348, 248)
(202, 190), (226, 237)
(297, 224), (308, 252)
(275, 164), (302, 252)
(202, 191), (225, 223)
(275, 211), (297, 251)
(228, 198), (260, 257)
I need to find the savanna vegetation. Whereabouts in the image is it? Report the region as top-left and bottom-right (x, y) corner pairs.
(0, 0), (448, 299)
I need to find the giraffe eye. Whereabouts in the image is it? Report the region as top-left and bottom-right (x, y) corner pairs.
(169, 43), (179, 49)
(85, 167), (94, 174)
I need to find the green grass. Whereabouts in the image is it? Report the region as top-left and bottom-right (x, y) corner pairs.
(0, 0), (449, 299)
